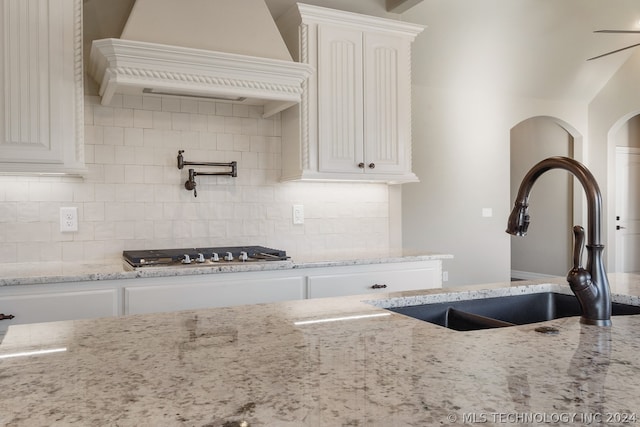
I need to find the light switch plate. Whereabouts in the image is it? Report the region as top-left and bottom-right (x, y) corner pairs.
(293, 205), (304, 224)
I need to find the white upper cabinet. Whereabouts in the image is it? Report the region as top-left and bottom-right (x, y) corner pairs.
(277, 4), (424, 183)
(0, 0), (85, 175)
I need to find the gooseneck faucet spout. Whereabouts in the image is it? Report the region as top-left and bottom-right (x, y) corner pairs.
(506, 156), (611, 326)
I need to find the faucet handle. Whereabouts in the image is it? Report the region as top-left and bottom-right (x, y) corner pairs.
(572, 225), (586, 270)
(567, 225), (594, 297)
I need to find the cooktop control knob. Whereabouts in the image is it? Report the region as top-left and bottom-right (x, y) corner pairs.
(182, 254), (192, 264)
(239, 251), (248, 262)
(225, 252), (233, 261)
(196, 253), (205, 263)
(211, 252), (219, 262)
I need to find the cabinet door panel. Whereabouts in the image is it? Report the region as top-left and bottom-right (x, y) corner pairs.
(363, 32), (408, 174)
(277, 4), (422, 183)
(0, 289), (119, 333)
(308, 263), (441, 299)
(317, 25), (364, 173)
(0, 0), (83, 173)
(125, 276), (305, 315)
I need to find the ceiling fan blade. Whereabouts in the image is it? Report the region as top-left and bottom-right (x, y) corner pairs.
(587, 41), (640, 61)
(595, 29), (640, 34)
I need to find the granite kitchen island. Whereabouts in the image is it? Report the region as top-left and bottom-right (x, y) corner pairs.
(2, 274), (640, 426)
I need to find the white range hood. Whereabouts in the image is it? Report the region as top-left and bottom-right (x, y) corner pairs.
(88, 0), (313, 118)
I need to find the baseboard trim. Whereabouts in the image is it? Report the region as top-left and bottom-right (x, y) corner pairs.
(511, 270), (559, 281)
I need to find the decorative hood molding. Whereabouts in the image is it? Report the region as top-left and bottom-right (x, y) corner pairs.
(88, 0), (313, 118)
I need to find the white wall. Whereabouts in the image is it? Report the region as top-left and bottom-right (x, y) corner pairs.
(401, 4), (640, 285)
(400, 1), (598, 286)
(402, 83), (588, 285)
(402, 88), (510, 285)
(510, 117), (573, 278)
(589, 50), (640, 270)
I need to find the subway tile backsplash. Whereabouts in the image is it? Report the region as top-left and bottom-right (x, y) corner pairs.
(0, 95), (391, 263)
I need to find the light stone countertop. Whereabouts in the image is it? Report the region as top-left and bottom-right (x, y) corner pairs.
(1, 273), (640, 426)
(0, 250), (452, 287)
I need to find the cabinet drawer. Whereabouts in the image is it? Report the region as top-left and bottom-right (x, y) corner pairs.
(0, 289), (119, 333)
(125, 276), (305, 315)
(307, 262), (441, 299)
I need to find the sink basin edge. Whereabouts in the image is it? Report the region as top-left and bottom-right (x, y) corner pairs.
(366, 283), (567, 309)
(377, 289), (640, 332)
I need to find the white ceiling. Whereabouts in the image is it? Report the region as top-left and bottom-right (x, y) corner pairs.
(401, 0), (640, 101)
(264, 0), (394, 19)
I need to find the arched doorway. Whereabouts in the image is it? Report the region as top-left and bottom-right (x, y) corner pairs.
(510, 116), (576, 280)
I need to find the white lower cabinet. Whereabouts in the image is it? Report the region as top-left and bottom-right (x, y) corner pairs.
(124, 274), (305, 315)
(0, 286), (119, 334)
(125, 260), (441, 314)
(0, 259), (443, 330)
(306, 260), (441, 298)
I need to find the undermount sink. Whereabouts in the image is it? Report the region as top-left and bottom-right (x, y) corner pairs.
(386, 292), (640, 331)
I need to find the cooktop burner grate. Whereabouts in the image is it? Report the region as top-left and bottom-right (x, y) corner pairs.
(123, 246), (288, 268)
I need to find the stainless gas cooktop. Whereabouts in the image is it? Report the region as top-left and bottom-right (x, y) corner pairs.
(122, 246), (288, 269)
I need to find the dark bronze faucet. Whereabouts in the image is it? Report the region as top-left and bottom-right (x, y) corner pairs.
(506, 156), (611, 326)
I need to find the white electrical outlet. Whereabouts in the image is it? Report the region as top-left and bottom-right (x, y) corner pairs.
(442, 271), (449, 282)
(293, 205), (304, 225)
(60, 207), (78, 232)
